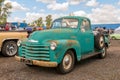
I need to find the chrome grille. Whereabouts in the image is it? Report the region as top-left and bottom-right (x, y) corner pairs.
(21, 44), (50, 61)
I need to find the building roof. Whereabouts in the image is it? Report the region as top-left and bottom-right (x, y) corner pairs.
(11, 22), (28, 28)
(92, 23), (120, 30)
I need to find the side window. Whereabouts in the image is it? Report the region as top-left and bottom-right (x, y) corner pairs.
(81, 19), (90, 32)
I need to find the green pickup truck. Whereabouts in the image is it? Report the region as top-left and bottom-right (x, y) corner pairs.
(15, 16), (110, 74)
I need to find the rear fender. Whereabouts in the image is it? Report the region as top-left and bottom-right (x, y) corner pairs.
(104, 36), (110, 48)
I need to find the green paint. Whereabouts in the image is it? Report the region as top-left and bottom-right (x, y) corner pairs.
(18, 16), (110, 65)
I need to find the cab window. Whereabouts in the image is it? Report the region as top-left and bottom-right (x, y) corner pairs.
(81, 19), (90, 31)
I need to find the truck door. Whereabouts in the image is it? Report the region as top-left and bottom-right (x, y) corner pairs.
(78, 19), (94, 54)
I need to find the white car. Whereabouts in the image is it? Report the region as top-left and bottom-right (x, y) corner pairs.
(110, 27), (120, 39)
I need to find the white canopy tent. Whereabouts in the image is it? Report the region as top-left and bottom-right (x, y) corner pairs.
(114, 27), (120, 33)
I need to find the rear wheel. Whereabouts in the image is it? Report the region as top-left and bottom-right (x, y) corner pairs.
(56, 50), (75, 74)
(2, 41), (18, 57)
(98, 46), (107, 59)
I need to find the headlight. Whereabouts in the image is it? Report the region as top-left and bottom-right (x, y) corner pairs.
(17, 40), (21, 46)
(50, 42), (57, 50)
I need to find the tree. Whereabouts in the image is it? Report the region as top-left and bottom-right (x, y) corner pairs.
(45, 15), (52, 29)
(34, 20), (37, 26)
(0, 0), (12, 25)
(37, 17), (43, 27)
(30, 17), (44, 28)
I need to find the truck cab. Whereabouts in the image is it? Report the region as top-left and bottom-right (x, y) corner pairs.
(15, 16), (110, 74)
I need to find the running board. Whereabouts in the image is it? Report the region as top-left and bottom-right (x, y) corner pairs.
(81, 52), (100, 60)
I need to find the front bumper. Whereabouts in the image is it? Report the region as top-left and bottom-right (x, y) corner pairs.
(15, 56), (58, 67)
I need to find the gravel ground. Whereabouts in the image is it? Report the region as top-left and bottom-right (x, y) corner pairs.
(0, 40), (120, 80)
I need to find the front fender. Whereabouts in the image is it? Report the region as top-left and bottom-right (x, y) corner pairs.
(47, 40), (81, 64)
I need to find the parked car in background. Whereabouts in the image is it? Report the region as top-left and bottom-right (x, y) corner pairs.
(110, 27), (120, 40)
(0, 31), (27, 57)
(110, 32), (120, 40)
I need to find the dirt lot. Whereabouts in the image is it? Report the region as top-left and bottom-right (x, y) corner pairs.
(0, 40), (120, 80)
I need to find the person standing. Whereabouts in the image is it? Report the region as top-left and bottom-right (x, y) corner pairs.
(5, 23), (10, 31)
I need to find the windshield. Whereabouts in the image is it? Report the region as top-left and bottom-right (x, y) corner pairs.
(52, 18), (78, 29)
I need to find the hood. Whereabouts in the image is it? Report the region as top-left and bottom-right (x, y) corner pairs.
(28, 28), (77, 43)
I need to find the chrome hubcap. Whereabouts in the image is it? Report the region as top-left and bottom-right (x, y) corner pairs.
(63, 54), (72, 70)
(6, 43), (17, 56)
(100, 36), (104, 47)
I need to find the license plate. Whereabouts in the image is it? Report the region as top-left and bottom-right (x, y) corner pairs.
(20, 58), (33, 65)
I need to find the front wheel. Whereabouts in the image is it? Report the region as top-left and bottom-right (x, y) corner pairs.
(2, 41), (18, 57)
(56, 50), (75, 74)
(98, 46), (107, 59)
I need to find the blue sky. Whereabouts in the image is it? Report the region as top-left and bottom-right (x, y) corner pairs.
(5, 0), (120, 24)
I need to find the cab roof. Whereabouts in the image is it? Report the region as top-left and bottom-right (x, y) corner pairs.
(56, 16), (89, 20)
